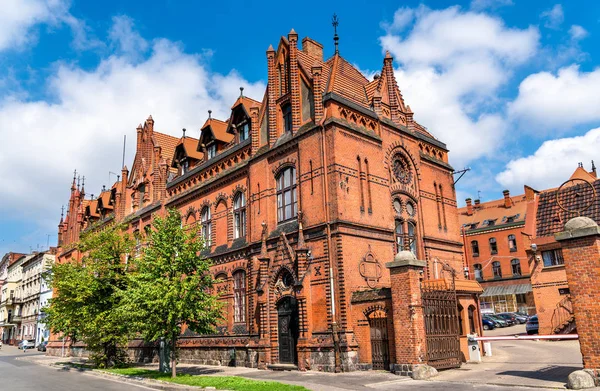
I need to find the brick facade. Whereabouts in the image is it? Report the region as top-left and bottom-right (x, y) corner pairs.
(50, 30), (481, 372)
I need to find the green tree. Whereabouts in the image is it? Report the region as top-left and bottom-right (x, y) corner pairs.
(43, 224), (134, 368)
(123, 208), (221, 377)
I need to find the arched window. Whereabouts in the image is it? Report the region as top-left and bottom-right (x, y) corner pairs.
(233, 192), (246, 239)
(233, 271), (246, 323)
(489, 237), (498, 254)
(276, 167), (297, 222)
(201, 206), (211, 246)
(407, 221), (417, 256)
(508, 234), (517, 252)
(492, 261), (502, 278)
(471, 240), (479, 257)
(457, 304), (464, 335)
(473, 264), (483, 280)
(395, 219), (403, 252)
(511, 259), (522, 276)
(282, 104), (292, 132)
(468, 305), (476, 334)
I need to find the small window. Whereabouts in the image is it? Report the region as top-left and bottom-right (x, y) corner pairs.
(489, 237), (498, 254)
(395, 219), (403, 253)
(139, 184), (146, 208)
(542, 249), (564, 267)
(511, 259), (521, 276)
(508, 234), (517, 252)
(282, 104), (292, 132)
(201, 206), (212, 246)
(207, 143), (217, 160)
(471, 240), (479, 257)
(276, 167), (297, 222)
(492, 261), (502, 278)
(393, 199), (402, 214)
(457, 305), (464, 335)
(473, 264), (483, 280)
(233, 271), (246, 323)
(239, 122), (250, 142)
(468, 305), (476, 334)
(233, 192), (246, 239)
(407, 221), (417, 256)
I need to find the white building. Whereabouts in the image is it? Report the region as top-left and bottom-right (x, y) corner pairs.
(20, 251), (55, 345)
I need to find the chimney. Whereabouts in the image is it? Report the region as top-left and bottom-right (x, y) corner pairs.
(592, 160), (597, 178)
(466, 198), (473, 216)
(266, 44), (276, 146)
(474, 199), (481, 208)
(302, 37), (323, 61)
(503, 189), (511, 208)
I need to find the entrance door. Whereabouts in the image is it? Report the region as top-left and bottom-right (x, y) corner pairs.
(370, 316), (390, 370)
(277, 297), (298, 364)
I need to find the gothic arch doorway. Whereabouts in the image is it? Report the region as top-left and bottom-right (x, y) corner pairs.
(277, 296), (299, 364)
(368, 310), (390, 370)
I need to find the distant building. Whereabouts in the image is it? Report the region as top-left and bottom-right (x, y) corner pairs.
(459, 191), (535, 314)
(20, 250), (55, 344)
(0, 253), (33, 344)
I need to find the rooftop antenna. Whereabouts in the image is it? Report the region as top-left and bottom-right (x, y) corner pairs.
(109, 171), (118, 184)
(46, 234), (51, 250)
(332, 13), (340, 55)
(122, 135), (127, 169)
(240, 87), (244, 98)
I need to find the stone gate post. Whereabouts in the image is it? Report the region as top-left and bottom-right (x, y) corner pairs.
(386, 251), (432, 378)
(555, 217), (600, 379)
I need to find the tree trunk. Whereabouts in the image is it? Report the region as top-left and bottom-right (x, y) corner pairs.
(171, 332), (177, 378)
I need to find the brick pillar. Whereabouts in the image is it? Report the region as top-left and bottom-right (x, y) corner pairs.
(250, 106), (259, 154)
(288, 29), (300, 132)
(555, 217), (600, 371)
(386, 251), (427, 377)
(266, 45), (277, 146)
(311, 65), (323, 123)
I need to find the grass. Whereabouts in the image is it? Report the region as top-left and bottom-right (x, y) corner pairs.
(102, 368), (309, 391)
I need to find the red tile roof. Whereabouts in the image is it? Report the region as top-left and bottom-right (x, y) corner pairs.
(458, 194), (528, 231)
(153, 132), (180, 164)
(200, 118), (233, 144)
(325, 54), (370, 108)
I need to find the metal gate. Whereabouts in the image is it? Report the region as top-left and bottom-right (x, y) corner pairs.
(422, 274), (461, 370)
(369, 316), (390, 370)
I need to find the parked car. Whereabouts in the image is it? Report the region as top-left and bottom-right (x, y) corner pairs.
(526, 315), (539, 335)
(512, 313), (528, 324)
(37, 341), (48, 352)
(486, 315), (508, 327)
(17, 340), (35, 350)
(496, 313), (518, 326)
(482, 317), (496, 330)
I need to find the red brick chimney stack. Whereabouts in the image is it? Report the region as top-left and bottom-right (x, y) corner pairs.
(474, 199), (480, 208)
(503, 189), (511, 208)
(466, 198), (473, 216)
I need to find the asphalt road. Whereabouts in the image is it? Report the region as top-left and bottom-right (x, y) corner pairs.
(0, 345), (157, 391)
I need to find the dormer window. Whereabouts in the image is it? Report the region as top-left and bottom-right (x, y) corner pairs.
(239, 122), (249, 142)
(207, 143), (216, 160)
(282, 104), (292, 132)
(180, 159), (189, 175)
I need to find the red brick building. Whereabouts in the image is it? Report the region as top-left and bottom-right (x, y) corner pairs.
(51, 30), (482, 372)
(459, 191), (535, 314)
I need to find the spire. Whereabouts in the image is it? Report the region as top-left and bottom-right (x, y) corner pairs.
(81, 176), (85, 193)
(77, 175), (81, 190)
(71, 169), (77, 191)
(332, 13), (339, 55)
(60, 205), (65, 223)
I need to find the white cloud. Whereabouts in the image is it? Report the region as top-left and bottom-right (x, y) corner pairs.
(496, 127), (600, 191)
(108, 15), (148, 59)
(381, 7), (415, 33)
(508, 65), (600, 131)
(470, 0), (513, 11)
(380, 6), (539, 166)
(0, 21), (265, 230)
(569, 25), (588, 41)
(541, 4), (564, 30)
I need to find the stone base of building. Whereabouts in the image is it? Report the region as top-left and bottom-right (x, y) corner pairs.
(390, 363), (437, 379)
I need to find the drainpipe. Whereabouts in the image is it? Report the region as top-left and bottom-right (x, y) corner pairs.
(319, 121), (341, 372)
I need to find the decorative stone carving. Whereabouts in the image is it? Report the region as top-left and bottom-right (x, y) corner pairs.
(359, 245), (382, 288)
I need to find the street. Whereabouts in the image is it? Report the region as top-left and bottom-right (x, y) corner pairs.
(0, 345), (156, 391)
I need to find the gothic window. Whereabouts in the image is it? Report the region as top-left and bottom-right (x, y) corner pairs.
(457, 304), (464, 335)
(492, 261), (502, 278)
(508, 234), (517, 252)
(233, 192), (246, 239)
(276, 167), (297, 222)
(239, 122), (250, 142)
(471, 240), (479, 257)
(511, 259), (522, 276)
(282, 104), (292, 132)
(393, 198), (402, 214)
(395, 219), (403, 252)
(406, 201), (416, 217)
(139, 184), (146, 208)
(473, 264), (483, 280)
(468, 305), (476, 334)
(201, 206), (212, 246)
(233, 270), (246, 323)
(391, 154), (412, 184)
(407, 221), (417, 255)
(489, 237), (498, 254)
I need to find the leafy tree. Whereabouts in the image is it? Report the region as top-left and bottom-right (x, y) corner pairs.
(123, 208), (221, 377)
(43, 224), (134, 368)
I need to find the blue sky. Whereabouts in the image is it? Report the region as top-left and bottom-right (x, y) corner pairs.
(2, 0), (600, 255)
